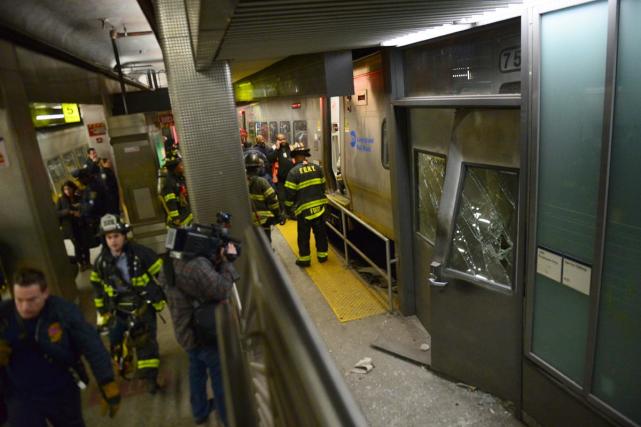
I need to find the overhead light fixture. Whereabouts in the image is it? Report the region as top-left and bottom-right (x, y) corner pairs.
(381, 23), (472, 47)
(380, 1), (529, 47)
(36, 114), (65, 120)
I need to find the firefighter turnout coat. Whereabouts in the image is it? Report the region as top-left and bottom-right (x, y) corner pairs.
(284, 161), (327, 220)
(248, 175), (280, 226)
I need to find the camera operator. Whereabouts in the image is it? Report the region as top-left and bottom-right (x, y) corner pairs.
(159, 231), (239, 426)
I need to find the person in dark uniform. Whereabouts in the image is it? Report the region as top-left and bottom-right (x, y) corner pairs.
(83, 148), (100, 177)
(90, 214), (166, 394)
(99, 158), (121, 215)
(251, 135), (274, 181)
(245, 151), (282, 241)
(72, 168), (108, 248)
(0, 267), (120, 426)
(268, 133), (294, 216)
(160, 156), (193, 228)
(284, 143), (329, 266)
(56, 181), (90, 270)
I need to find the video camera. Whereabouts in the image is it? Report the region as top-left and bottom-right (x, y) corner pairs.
(165, 212), (241, 261)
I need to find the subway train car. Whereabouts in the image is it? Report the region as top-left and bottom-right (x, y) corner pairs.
(237, 52), (394, 239)
(237, 18), (520, 242)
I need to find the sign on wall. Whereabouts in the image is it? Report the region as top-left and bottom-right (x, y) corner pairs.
(87, 122), (107, 137)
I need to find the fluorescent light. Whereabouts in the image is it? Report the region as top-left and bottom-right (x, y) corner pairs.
(36, 114), (64, 120)
(380, 1), (530, 47)
(381, 23), (472, 47)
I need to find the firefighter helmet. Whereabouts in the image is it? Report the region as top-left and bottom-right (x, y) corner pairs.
(290, 142), (310, 157)
(99, 214), (131, 235)
(244, 150), (266, 175)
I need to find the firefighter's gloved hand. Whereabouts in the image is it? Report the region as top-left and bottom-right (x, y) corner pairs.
(152, 300), (166, 312)
(0, 341), (11, 366)
(96, 312), (111, 331)
(100, 381), (121, 418)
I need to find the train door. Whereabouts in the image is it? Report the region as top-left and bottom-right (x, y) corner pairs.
(410, 107), (522, 404)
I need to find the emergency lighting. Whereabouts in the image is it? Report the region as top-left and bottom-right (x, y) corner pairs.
(380, 1), (528, 47)
(36, 114), (65, 120)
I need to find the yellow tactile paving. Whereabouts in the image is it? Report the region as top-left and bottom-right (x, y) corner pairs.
(277, 221), (387, 322)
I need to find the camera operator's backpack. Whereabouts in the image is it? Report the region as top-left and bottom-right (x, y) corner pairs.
(162, 253), (218, 346)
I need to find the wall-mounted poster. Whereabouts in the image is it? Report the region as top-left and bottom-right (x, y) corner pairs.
(279, 121), (291, 144)
(269, 121), (278, 144)
(293, 120), (308, 145)
(248, 121), (256, 141)
(259, 122), (269, 140)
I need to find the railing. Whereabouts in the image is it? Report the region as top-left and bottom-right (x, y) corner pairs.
(217, 226), (368, 427)
(324, 198), (397, 312)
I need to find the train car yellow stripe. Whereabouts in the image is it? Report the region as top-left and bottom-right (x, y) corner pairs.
(277, 221), (386, 323)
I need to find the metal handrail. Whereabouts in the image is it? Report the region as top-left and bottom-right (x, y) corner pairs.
(324, 198), (397, 311)
(217, 226), (368, 427)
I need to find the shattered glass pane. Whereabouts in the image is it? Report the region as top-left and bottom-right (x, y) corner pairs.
(416, 153), (446, 242)
(448, 167), (518, 287)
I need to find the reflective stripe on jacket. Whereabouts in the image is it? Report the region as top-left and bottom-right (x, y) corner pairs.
(248, 175), (280, 225)
(284, 161), (327, 220)
(160, 172), (193, 227)
(91, 242), (166, 314)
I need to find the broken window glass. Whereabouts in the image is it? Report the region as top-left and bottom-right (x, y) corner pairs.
(447, 167), (518, 288)
(416, 152), (446, 242)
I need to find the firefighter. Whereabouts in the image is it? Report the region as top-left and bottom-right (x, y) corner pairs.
(160, 155), (193, 228)
(245, 151), (283, 242)
(90, 214), (166, 394)
(284, 143), (328, 266)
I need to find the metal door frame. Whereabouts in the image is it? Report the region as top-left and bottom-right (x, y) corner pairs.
(523, 0), (639, 425)
(387, 15), (527, 413)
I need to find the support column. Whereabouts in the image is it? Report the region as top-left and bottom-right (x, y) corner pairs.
(153, 0), (250, 230)
(0, 40), (77, 298)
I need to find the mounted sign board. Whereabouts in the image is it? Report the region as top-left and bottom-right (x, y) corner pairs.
(536, 247), (591, 295)
(536, 248), (562, 282)
(562, 258), (591, 295)
(87, 122), (107, 137)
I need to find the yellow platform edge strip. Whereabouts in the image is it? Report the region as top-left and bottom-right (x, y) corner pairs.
(277, 221), (387, 323)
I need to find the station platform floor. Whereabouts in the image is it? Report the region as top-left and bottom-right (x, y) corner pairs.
(70, 225), (522, 426)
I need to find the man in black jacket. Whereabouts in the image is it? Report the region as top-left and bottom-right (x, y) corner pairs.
(72, 168), (108, 248)
(90, 214), (166, 393)
(0, 267), (120, 426)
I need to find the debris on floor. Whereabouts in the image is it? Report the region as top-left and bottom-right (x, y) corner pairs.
(419, 343), (430, 351)
(456, 382), (478, 392)
(351, 357), (375, 374)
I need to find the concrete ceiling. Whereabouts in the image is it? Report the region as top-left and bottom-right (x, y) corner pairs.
(0, 0), (162, 87)
(219, 0), (523, 61)
(0, 0), (524, 86)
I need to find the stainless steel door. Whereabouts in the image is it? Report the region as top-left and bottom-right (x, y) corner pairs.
(411, 108), (522, 403)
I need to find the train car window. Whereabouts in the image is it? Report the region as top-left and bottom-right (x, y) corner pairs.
(381, 118), (390, 169)
(403, 20), (520, 97)
(447, 166), (518, 289)
(415, 151), (446, 243)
